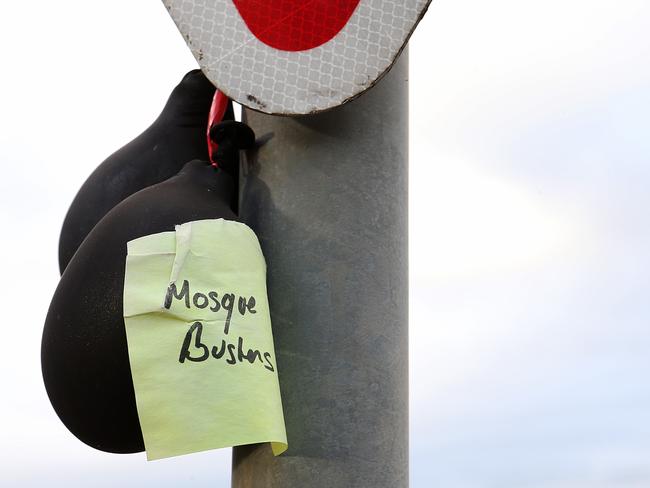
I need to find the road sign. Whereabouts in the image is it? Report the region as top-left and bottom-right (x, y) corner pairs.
(163, 0), (430, 114)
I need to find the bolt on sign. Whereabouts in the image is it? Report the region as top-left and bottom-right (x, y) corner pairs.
(163, 0), (431, 114)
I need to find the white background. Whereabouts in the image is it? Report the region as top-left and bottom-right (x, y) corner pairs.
(1, 1), (649, 486)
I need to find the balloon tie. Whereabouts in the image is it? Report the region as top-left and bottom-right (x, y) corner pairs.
(207, 89), (229, 168)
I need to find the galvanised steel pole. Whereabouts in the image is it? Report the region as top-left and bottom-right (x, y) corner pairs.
(234, 51), (409, 488)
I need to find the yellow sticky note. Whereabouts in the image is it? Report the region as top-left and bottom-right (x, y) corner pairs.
(123, 219), (287, 460)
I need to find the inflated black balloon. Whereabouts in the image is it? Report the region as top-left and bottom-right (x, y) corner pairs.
(58, 69), (234, 273)
(42, 120), (253, 453)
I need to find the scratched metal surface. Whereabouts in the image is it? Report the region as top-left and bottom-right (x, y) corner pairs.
(232, 53), (409, 488)
(163, 0), (429, 114)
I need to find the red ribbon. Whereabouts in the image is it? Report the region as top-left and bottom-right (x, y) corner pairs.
(207, 90), (230, 168)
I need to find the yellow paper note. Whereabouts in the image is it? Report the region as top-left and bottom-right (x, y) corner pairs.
(123, 219), (287, 460)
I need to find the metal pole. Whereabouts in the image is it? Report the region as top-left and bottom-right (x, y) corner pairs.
(234, 51), (409, 488)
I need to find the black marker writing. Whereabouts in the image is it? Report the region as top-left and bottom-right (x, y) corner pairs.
(178, 322), (209, 363)
(263, 352), (275, 372)
(165, 280), (190, 308)
(193, 292), (209, 309)
(221, 293), (234, 335)
(238, 336), (262, 364)
(165, 281), (258, 336)
(209, 291), (221, 312)
(178, 321), (275, 373)
(238, 296), (257, 316)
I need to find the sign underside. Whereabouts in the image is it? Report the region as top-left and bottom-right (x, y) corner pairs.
(163, 0), (431, 114)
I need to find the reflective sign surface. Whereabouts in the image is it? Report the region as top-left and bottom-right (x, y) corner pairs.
(163, 0), (431, 114)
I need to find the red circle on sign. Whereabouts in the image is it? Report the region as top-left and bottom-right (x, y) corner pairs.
(232, 0), (361, 52)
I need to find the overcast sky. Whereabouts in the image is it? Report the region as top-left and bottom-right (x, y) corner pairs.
(1, 1), (650, 487)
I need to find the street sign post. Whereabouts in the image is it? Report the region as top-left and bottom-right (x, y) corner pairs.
(235, 52), (409, 487)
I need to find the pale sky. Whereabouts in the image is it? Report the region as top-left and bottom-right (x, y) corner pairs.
(1, 1), (650, 486)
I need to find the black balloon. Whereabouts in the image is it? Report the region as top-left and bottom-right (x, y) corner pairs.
(42, 138), (255, 453)
(58, 69), (233, 273)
